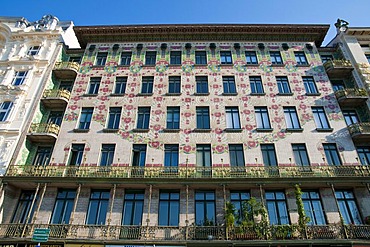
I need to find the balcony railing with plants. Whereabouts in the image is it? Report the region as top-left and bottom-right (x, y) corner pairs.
(28, 123), (60, 136)
(348, 122), (370, 137)
(42, 89), (71, 101)
(335, 88), (368, 100)
(324, 59), (353, 70)
(54, 61), (80, 73)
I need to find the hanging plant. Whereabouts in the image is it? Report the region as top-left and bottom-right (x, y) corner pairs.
(295, 184), (310, 229)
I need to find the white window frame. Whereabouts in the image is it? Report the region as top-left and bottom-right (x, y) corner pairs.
(0, 101), (13, 121)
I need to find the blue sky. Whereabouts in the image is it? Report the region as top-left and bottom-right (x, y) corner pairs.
(2, 0), (370, 45)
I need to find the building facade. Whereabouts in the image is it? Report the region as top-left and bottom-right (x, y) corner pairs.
(1, 23), (370, 247)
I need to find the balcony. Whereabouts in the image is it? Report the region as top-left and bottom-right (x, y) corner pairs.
(53, 61), (79, 79)
(334, 88), (368, 107)
(348, 122), (370, 142)
(324, 59), (353, 78)
(27, 123), (60, 143)
(41, 89), (71, 108)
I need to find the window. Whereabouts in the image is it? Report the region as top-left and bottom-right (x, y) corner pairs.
(230, 191), (250, 224)
(295, 51), (308, 65)
(48, 111), (63, 126)
(114, 77), (127, 94)
(276, 76), (291, 94)
(284, 107), (301, 130)
(255, 107), (271, 129)
(68, 144), (85, 166)
(365, 54), (370, 63)
(86, 190), (110, 225)
(100, 144), (115, 166)
(320, 55), (333, 63)
(250, 76), (264, 94)
(132, 144), (147, 167)
(270, 51), (283, 65)
(88, 77), (101, 95)
(335, 190), (362, 224)
(78, 108), (93, 129)
(33, 147), (52, 167)
(27, 46), (40, 56)
(107, 107), (121, 129)
(12, 191), (36, 223)
(51, 189), (76, 224)
(229, 144), (245, 167)
(196, 76), (209, 94)
(226, 107), (241, 129)
(196, 144), (211, 167)
(141, 76), (154, 94)
(195, 191), (216, 225)
(0, 101), (13, 121)
(60, 81), (73, 91)
(123, 190), (144, 225)
(245, 51), (258, 65)
(170, 51), (181, 65)
(312, 107), (331, 130)
(166, 107), (180, 129)
(220, 51), (232, 64)
(303, 77), (318, 95)
(302, 191), (326, 225)
(120, 52), (132, 66)
(331, 80), (345, 92)
(159, 191), (180, 226)
(195, 51), (207, 65)
(168, 76), (181, 94)
(69, 56), (81, 63)
(196, 107), (210, 129)
(137, 107), (150, 129)
(323, 143), (342, 166)
(265, 191), (289, 225)
(292, 144), (310, 166)
(356, 146), (370, 165)
(95, 52), (108, 66)
(145, 51), (156, 65)
(164, 144), (179, 167)
(343, 110), (359, 126)
(261, 144), (278, 166)
(12, 71), (28, 86)
(223, 76), (236, 94)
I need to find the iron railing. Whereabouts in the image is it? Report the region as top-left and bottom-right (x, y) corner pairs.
(335, 88), (368, 99)
(323, 59), (352, 70)
(348, 122), (370, 136)
(54, 61), (80, 72)
(42, 89), (71, 101)
(28, 123), (60, 136)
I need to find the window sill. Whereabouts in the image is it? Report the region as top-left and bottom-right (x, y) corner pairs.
(222, 93), (238, 96)
(92, 65), (105, 68)
(73, 128), (89, 133)
(271, 63), (285, 67)
(193, 128), (211, 133)
(194, 64), (207, 66)
(220, 63), (233, 65)
(83, 93), (98, 97)
(246, 63), (259, 66)
(110, 93), (125, 97)
(162, 128), (181, 133)
(165, 93), (181, 96)
(117, 65), (130, 67)
(305, 93), (321, 96)
(194, 93), (210, 96)
(102, 128), (119, 133)
(250, 93), (266, 96)
(256, 128), (273, 132)
(296, 64), (310, 67)
(286, 128), (303, 132)
(142, 64), (156, 67)
(169, 64), (182, 67)
(137, 93), (153, 96)
(277, 93), (293, 96)
(132, 128), (149, 133)
(224, 128), (243, 132)
(316, 128), (334, 132)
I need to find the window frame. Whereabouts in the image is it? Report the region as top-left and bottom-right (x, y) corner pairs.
(245, 51), (258, 65)
(114, 77), (127, 94)
(356, 146), (370, 165)
(302, 190), (326, 225)
(295, 51), (308, 65)
(270, 51), (283, 65)
(99, 144), (115, 166)
(158, 190), (180, 226)
(164, 144), (179, 167)
(78, 107), (93, 130)
(136, 107), (150, 129)
(335, 190), (362, 225)
(323, 143), (342, 166)
(195, 190), (216, 226)
(196, 107), (210, 129)
(220, 51), (233, 64)
(168, 76), (181, 94)
(170, 51), (182, 65)
(120, 52), (132, 66)
(195, 76), (209, 94)
(196, 144), (212, 167)
(284, 107), (302, 130)
(122, 190), (145, 225)
(95, 52), (108, 66)
(222, 76), (237, 94)
(51, 189), (76, 224)
(343, 110), (359, 126)
(141, 76), (154, 94)
(276, 76), (292, 94)
(87, 77), (101, 95)
(302, 76), (319, 95)
(107, 107), (121, 129)
(312, 106), (331, 130)
(225, 107), (241, 129)
(33, 146), (52, 167)
(132, 144), (147, 167)
(68, 144), (85, 166)
(0, 101), (13, 121)
(166, 106), (180, 129)
(195, 51), (207, 65)
(12, 71), (28, 86)
(27, 46), (40, 56)
(250, 76), (264, 94)
(86, 190), (110, 225)
(229, 144), (245, 167)
(145, 51), (157, 65)
(255, 106), (272, 130)
(292, 144), (310, 166)
(261, 144), (278, 167)
(265, 191), (290, 225)
(12, 191), (36, 224)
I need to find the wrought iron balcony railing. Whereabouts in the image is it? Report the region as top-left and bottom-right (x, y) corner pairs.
(324, 59), (353, 77)
(348, 122), (370, 139)
(28, 123), (60, 136)
(335, 88), (368, 106)
(42, 89), (71, 101)
(53, 61), (79, 79)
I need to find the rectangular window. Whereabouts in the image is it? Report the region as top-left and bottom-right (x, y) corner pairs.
(261, 144), (278, 166)
(302, 191), (326, 225)
(0, 101), (13, 121)
(164, 144), (179, 167)
(195, 191), (216, 226)
(51, 189), (76, 224)
(230, 191), (250, 223)
(276, 76), (291, 94)
(123, 190), (144, 225)
(357, 146), (370, 165)
(27, 46), (40, 56)
(137, 107), (150, 129)
(100, 144), (115, 166)
(120, 52), (132, 66)
(303, 77), (318, 94)
(12, 71), (28, 86)
(255, 107), (271, 129)
(343, 110), (359, 126)
(107, 107), (121, 129)
(47, 111), (63, 126)
(114, 77), (127, 94)
(245, 51), (258, 65)
(366, 54), (370, 63)
(265, 191), (289, 225)
(196, 107), (210, 129)
(33, 146), (52, 167)
(284, 107), (301, 129)
(159, 190), (180, 226)
(335, 190), (362, 224)
(141, 76), (154, 94)
(78, 107), (93, 129)
(145, 51), (156, 65)
(270, 51), (283, 65)
(320, 55), (333, 63)
(132, 144), (146, 167)
(295, 51), (308, 65)
(323, 143), (342, 166)
(170, 51), (182, 65)
(223, 76), (236, 94)
(88, 77), (101, 95)
(220, 51), (232, 64)
(195, 51), (207, 65)
(69, 56), (81, 63)
(168, 76), (181, 94)
(12, 191), (36, 223)
(196, 76), (209, 94)
(166, 107), (180, 129)
(292, 144), (310, 166)
(312, 107), (331, 129)
(60, 81), (73, 91)
(68, 144), (85, 166)
(95, 52), (108, 66)
(250, 76), (264, 94)
(331, 80), (345, 92)
(196, 144), (212, 167)
(86, 190), (110, 225)
(226, 107), (241, 129)
(229, 144), (245, 167)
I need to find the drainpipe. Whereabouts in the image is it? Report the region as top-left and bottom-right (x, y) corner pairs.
(21, 183), (40, 237)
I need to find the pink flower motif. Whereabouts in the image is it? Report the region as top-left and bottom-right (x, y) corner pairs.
(240, 84), (246, 88)
(154, 109), (162, 115)
(242, 96), (248, 101)
(302, 114), (310, 120)
(277, 132), (285, 138)
(215, 145), (225, 153)
(248, 141), (256, 148)
(274, 117), (281, 123)
(212, 84), (219, 89)
(183, 129), (192, 134)
(98, 105), (106, 110)
(102, 88), (109, 92)
(324, 95), (332, 100)
(183, 145), (192, 153)
(184, 98), (192, 103)
(213, 98), (220, 103)
(294, 87), (302, 92)
(184, 112), (192, 118)
(331, 114), (340, 120)
(214, 112), (221, 117)
(124, 118), (131, 123)
(297, 95), (304, 100)
(150, 141), (160, 148)
(128, 93), (135, 98)
(184, 84), (192, 89)
(70, 105), (78, 110)
(156, 97), (163, 102)
(100, 96), (108, 101)
(271, 104), (278, 110)
(157, 84), (164, 88)
(76, 88), (83, 93)
(328, 104), (336, 109)
(214, 128), (223, 134)
(243, 109), (251, 114)
(299, 104), (307, 110)
(245, 124), (253, 130)
(121, 132), (129, 139)
(126, 105), (133, 110)
(72, 96), (80, 101)
(153, 124), (161, 131)
(267, 82), (273, 86)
